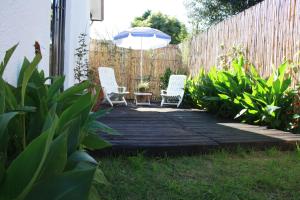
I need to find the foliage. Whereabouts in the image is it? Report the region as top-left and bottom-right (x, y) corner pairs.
(98, 150), (300, 199)
(159, 68), (172, 90)
(131, 10), (188, 44)
(137, 81), (150, 92)
(0, 45), (112, 199)
(187, 56), (299, 132)
(160, 67), (188, 90)
(74, 33), (89, 83)
(217, 45), (250, 70)
(185, 0), (263, 31)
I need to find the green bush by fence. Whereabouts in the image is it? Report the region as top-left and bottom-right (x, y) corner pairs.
(186, 56), (299, 133)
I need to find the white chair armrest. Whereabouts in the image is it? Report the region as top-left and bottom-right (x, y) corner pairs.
(118, 86), (127, 93)
(161, 90), (167, 95)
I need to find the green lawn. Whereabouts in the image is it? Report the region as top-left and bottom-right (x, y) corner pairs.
(97, 149), (300, 200)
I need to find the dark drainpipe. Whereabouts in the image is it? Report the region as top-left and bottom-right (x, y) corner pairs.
(51, 0), (66, 78)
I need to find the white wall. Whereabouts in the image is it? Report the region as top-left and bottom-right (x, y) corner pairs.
(0, 0), (51, 85)
(64, 0), (91, 88)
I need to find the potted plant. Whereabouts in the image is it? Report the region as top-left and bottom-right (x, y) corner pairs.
(137, 81), (150, 93)
(136, 81), (150, 102)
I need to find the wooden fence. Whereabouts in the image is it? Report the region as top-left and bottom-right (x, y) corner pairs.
(185, 0), (300, 80)
(89, 40), (185, 99)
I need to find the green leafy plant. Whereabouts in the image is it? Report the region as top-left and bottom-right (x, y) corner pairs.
(137, 81), (150, 92)
(74, 33), (89, 83)
(188, 55), (299, 132)
(160, 67), (188, 90)
(160, 68), (172, 90)
(0, 45), (113, 199)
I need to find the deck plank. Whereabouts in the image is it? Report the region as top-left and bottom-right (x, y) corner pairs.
(97, 105), (300, 155)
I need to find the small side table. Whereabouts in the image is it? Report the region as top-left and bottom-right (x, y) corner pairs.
(134, 92), (152, 106)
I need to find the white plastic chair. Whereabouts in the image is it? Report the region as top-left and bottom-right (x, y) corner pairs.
(98, 67), (129, 107)
(161, 75), (187, 108)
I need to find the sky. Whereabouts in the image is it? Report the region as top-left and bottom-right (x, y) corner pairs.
(90, 0), (189, 40)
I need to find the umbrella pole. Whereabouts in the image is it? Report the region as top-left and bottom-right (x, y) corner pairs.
(140, 49), (143, 84)
(140, 38), (143, 84)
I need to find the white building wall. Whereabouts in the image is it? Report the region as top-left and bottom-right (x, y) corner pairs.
(64, 0), (90, 88)
(0, 0), (51, 85)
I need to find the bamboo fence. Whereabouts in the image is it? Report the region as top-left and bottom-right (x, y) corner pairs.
(89, 40), (185, 99)
(184, 0), (300, 80)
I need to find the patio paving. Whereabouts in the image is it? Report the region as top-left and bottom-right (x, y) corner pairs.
(98, 104), (300, 155)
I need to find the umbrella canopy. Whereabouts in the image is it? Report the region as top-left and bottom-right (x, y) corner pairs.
(113, 27), (171, 50)
(113, 27), (171, 84)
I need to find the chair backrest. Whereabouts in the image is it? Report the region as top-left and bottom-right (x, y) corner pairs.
(166, 75), (187, 96)
(98, 67), (119, 93)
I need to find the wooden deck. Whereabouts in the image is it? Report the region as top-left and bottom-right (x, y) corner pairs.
(98, 105), (300, 155)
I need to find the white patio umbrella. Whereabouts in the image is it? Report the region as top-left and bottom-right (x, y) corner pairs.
(113, 27), (171, 83)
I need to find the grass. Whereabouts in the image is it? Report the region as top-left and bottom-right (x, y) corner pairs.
(97, 148), (300, 200)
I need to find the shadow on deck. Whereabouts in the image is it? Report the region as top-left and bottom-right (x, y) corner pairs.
(96, 104), (300, 156)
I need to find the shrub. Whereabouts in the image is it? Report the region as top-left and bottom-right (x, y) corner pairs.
(74, 33), (89, 83)
(160, 68), (172, 90)
(0, 45), (112, 199)
(188, 56), (299, 132)
(137, 81), (150, 92)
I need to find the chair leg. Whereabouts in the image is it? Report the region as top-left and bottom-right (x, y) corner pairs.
(177, 96), (183, 108)
(107, 98), (114, 107)
(161, 97), (165, 107)
(123, 97), (127, 106)
(103, 90), (114, 107)
(105, 95), (113, 107)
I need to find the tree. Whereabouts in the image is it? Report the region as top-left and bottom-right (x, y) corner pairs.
(131, 10), (188, 45)
(185, 0), (263, 32)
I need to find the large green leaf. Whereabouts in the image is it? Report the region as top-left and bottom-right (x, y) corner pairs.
(266, 73), (274, 87)
(87, 120), (117, 135)
(3, 82), (18, 110)
(25, 168), (96, 200)
(280, 78), (291, 94)
(0, 44), (18, 77)
(58, 81), (90, 102)
(0, 116), (58, 199)
(218, 94), (230, 100)
(57, 93), (92, 132)
(38, 132), (68, 180)
(66, 117), (82, 153)
(266, 105), (280, 116)
(48, 76), (65, 101)
(0, 79), (5, 114)
(272, 79), (281, 96)
(17, 57), (31, 87)
(83, 132), (111, 150)
(277, 62), (288, 88)
(250, 65), (259, 78)
(0, 112), (19, 144)
(89, 109), (111, 120)
(234, 109), (247, 119)
(0, 160), (5, 184)
(242, 93), (255, 108)
(66, 151), (98, 171)
(21, 55), (42, 106)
